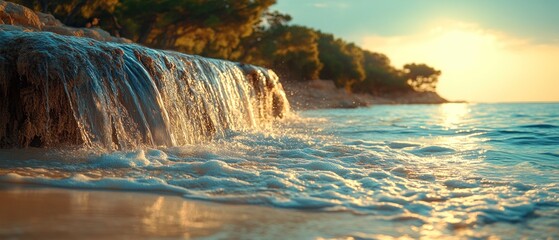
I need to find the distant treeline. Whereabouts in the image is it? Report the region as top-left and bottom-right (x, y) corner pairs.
(13, 0), (441, 94)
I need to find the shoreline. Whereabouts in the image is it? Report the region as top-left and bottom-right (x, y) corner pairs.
(281, 79), (453, 111)
(1, 183), (551, 239)
(0, 183), (412, 239)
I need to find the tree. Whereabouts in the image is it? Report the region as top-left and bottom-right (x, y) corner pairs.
(317, 33), (365, 89)
(12, 0), (444, 96)
(14, 0), (277, 60)
(403, 63), (441, 92)
(270, 25), (322, 80)
(352, 51), (412, 94)
(238, 12), (321, 81)
(112, 0), (276, 59)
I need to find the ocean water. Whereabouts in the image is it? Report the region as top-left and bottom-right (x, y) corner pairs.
(1, 102), (558, 238)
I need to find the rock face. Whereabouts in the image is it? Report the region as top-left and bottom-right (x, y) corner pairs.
(0, 1), (42, 29)
(0, 0), (129, 43)
(0, 1), (290, 149)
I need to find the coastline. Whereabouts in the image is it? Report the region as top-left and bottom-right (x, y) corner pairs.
(1, 2), (557, 240)
(1, 184), (553, 239)
(0, 184), (411, 239)
(1, 0), (448, 114)
(281, 79), (451, 111)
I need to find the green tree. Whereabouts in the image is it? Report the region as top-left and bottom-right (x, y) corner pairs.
(353, 51), (411, 94)
(14, 0), (277, 60)
(239, 12), (322, 80)
(269, 25), (322, 80)
(113, 0), (276, 59)
(317, 33), (365, 89)
(403, 63), (441, 92)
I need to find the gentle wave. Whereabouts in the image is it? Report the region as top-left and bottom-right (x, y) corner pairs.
(1, 103), (559, 238)
(519, 124), (559, 129)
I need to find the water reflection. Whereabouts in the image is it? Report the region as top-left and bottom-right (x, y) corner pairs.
(439, 103), (471, 130)
(0, 186), (422, 239)
(1, 103), (558, 239)
(408, 103), (484, 157)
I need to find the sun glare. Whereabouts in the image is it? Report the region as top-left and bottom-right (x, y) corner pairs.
(439, 103), (470, 130)
(362, 21), (559, 103)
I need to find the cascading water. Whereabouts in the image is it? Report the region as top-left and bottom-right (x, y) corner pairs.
(0, 30), (290, 149)
(2, 2), (559, 239)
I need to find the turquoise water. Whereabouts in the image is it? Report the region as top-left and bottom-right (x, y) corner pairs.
(1, 103), (558, 238)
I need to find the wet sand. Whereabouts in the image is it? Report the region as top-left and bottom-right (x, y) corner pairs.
(1, 184), (555, 239)
(0, 184), (413, 239)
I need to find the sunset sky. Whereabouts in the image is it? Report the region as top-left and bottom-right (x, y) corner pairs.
(273, 0), (559, 102)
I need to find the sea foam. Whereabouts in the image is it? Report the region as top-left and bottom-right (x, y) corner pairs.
(1, 103), (558, 238)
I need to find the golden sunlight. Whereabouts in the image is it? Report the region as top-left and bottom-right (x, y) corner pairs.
(439, 103), (470, 130)
(362, 21), (559, 103)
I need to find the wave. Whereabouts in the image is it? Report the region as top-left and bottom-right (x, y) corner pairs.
(519, 124), (559, 129)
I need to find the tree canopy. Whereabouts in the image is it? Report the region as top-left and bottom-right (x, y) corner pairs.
(403, 63), (442, 92)
(317, 33), (365, 89)
(239, 12), (322, 80)
(352, 51), (411, 94)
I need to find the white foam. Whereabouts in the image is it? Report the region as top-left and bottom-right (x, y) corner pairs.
(0, 173), (188, 194)
(1, 104), (558, 238)
(92, 150), (152, 168)
(444, 179), (479, 189)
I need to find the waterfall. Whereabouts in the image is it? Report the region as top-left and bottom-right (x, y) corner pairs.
(0, 30), (290, 149)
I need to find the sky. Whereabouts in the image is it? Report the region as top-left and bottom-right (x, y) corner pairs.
(272, 0), (559, 102)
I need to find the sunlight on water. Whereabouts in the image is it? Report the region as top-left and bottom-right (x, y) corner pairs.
(418, 104), (486, 166)
(1, 103), (558, 238)
(439, 103), (470, 129)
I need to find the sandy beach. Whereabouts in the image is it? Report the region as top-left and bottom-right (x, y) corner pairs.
(0, 184), (403, 239)
(2, 183), (554, 239)
(1, 2), (558, 239)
